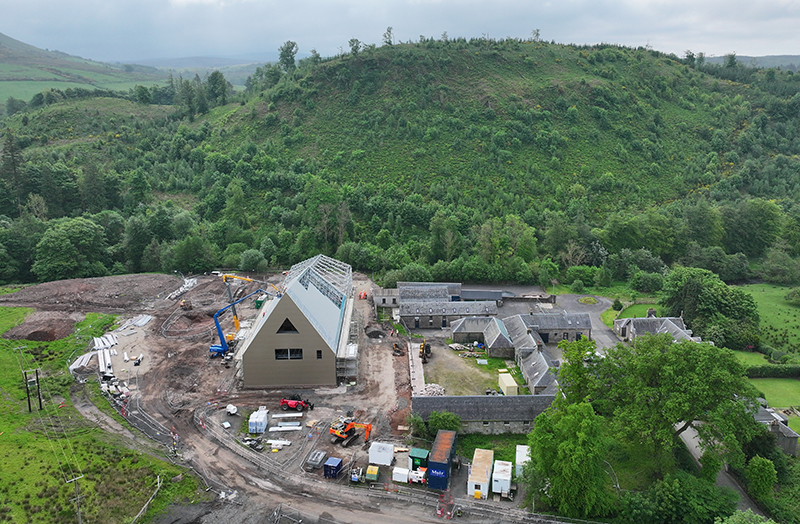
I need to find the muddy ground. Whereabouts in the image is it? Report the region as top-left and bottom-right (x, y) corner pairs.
(5, 273), (521, 523)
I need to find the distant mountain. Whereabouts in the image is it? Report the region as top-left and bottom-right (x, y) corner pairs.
(132, 56), (260, 69)
(0, 31), (167, 103)
(705, 54), (800, 71)
(127, 53), (280, 86)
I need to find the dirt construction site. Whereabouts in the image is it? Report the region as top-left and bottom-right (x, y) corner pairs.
(0, 273), (557, 524)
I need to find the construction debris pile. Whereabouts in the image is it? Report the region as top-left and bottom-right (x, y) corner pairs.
(420, 383), (446, 396)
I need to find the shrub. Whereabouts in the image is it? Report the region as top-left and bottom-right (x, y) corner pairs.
(570, 279), (585, 293)
(612, 298), (624, 311)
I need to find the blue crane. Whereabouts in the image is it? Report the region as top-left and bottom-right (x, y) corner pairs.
(210, 288), (273, 357)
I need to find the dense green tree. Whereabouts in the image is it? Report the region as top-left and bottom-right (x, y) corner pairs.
(745, 456), (777, 503)
(661, 266), (759, 348)
(722, 199), (783, 258)
(593, 334), (760, 470)
(278, 41), (299, 72)
(123, 215), (152, 273)
(527, 403), (614, 518)
(206, 71), (228, 106)
(170, 235), (215, 274)
(715, 510), (778, 524)
(32, 217), (110, 281)
(426, 411), (461, 435)
(555, 337), (598, 406)
(239, 249), (266, 272)
(618, 471), (736, 524)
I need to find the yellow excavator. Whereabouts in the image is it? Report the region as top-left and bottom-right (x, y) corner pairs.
(330, 416), (372, 447)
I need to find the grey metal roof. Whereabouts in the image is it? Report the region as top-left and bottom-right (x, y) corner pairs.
(527, 312), (592, 331)
(412, 394), (555, 422)
(398, 282), (461, 301)
(461, 290), (504, 301)
(284, 254), (353, 307)
(399, 301), (497, 316)
(519, 349), (557, 391)
(282, 255), (353, 353)
(451, 317), (492, 333)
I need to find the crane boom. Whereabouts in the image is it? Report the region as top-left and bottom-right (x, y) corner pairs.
(210, 288), (269, 357)
(221, 274), (282, 331)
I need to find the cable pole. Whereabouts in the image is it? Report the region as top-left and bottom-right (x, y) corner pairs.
(68, 476), (84, 524)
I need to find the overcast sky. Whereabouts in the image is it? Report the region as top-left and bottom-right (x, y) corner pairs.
(3, 0), (799, 63)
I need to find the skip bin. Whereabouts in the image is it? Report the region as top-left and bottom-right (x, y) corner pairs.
(427, 429), (456, 491)
(324, 457), (343, 479)
(366, 465), (380, 482)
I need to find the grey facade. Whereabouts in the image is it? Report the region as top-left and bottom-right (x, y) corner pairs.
(412, 395), (555, 435)
(399, 301), (498, 329)
(236, 255), (353, 388)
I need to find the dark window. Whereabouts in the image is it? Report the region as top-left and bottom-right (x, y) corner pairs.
(504, 421), (510, 426)
(523, 420), (530, 426)
(563, 332), (568, 340)
(276, 348), (303, 360)
(289, 348), (303, 360)
(382, 298), (386, 304)
(483, 421), (489, 427)
(277, 318), (298, 333)
(316, 350), (323, 360)
(275, 349), (289, 360)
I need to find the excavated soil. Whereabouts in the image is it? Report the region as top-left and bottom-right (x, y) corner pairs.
(3, 311), (85, 340)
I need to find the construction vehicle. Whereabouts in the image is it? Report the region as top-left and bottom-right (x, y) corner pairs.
(330, 416), (372, 447)
(210, 288), (268, 358)
(420, 340), (432, 363)
(221, 274), (282, 332)
(280, 395), (313, 411)
(180, 299), (192, 310)
(350, 467), (365, 483)
(392, 343), (404, 356)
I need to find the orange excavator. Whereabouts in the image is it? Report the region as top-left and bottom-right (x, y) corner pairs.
(329, 416), (372, 447)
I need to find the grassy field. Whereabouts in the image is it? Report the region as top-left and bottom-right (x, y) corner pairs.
(739, 283), (800, 352)
(749, 378), (800, 408)
(617, 304), (661, 319)
(0, 307), (199, 523)
(456, 433), (529, 465)
(732, 350), (769, 366)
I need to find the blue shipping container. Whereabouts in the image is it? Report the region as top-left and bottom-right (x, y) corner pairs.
(427, 430), (456, 490)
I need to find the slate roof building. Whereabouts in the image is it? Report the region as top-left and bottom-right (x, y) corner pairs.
(614, 315), (701, 343)
(450, 317), (513, 350)
(412, 394), (556, 434)
(235, 255), (354, 388)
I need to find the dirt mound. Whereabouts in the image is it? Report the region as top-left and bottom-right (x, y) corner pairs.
(3, 311), (85, 341)
(0, 273), (185, 311)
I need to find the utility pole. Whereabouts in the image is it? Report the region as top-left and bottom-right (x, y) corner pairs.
(68, 477), (84, 524)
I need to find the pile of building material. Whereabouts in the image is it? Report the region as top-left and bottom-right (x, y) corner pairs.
(448, 343), (467, 351)
(167, 278), (198, 300)
(69, 351), (96, 373)
(93, 333), (118, 350)
(116, 315), (151, 332)
(421, 383), (446, 396)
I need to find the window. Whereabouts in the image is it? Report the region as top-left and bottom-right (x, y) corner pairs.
(429, 316), (433, 325)
(275, 348), (303, 360)
(563, 332), (569, 340)
(382, 298), (386, 304)
(483, 421), (489, 427)
(316, 350), (323, 360)
(523, 420), (530, 426)
(277, 318), (298, 334)
(504, 421), (510, 426)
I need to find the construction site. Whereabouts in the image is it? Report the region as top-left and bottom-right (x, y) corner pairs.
(0, 257), (570, 524)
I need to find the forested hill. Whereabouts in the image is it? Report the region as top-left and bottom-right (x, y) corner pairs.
(2, 37), (800, 298)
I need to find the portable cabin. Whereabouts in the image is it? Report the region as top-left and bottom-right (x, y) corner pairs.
(467, 448), (494, 500)
(392, 467), (410, 483)
(369, 442), (394, 466)
(408, 447), (430, 471)
(324, 457), (343, 479)
(516, 445), (530, 478)
(248, 408), (269, 433)
(498, 373), (518, 395)
(492, 460), (512, 495)
(427, 430), (457, 490)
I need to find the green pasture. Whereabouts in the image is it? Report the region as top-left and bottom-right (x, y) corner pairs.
(617, 303), (661, 319)
(732, 350), (769, 366)
(749, 378), (800, 408)
(739, 283), (800, 352)
(0, 306), (199, 523)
